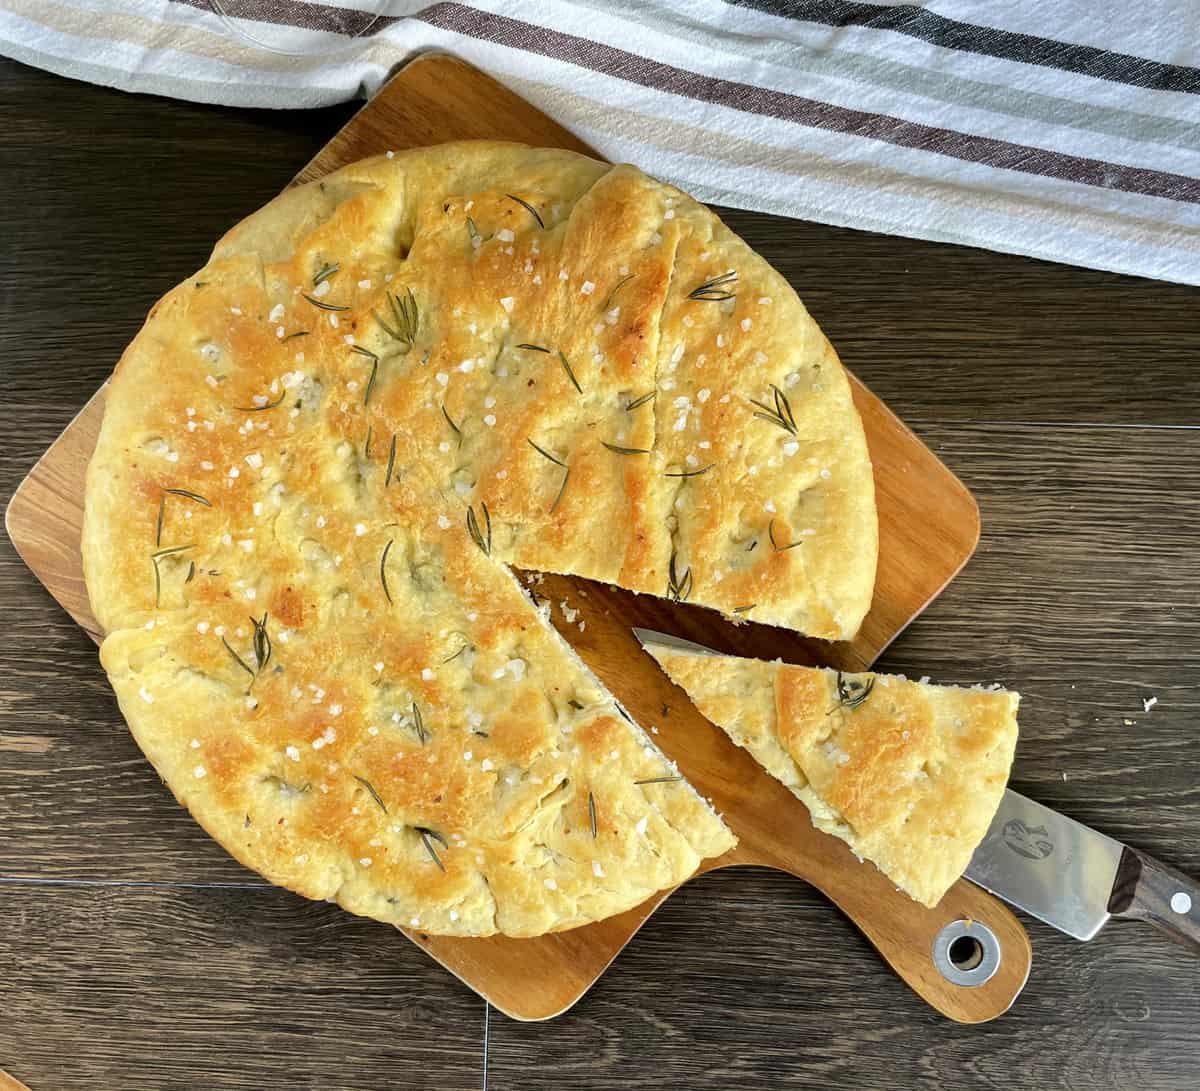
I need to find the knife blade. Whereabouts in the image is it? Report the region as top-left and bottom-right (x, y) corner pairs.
(967, 789), (1200, 951)
(633, 627), (1200, 952)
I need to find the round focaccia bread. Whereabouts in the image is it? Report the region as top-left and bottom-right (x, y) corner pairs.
(83, 141), (875, 936)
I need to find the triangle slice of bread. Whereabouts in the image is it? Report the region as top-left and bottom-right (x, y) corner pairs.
(648, 647), (1018, 907)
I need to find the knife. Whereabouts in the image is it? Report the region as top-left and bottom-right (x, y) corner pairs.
(632, 627), (1200, 952)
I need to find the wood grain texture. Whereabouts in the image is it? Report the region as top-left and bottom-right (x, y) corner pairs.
(4, 55), (1020, 1024)
(0, 881), (484, 1091)
(2, 53), (1199, 1091)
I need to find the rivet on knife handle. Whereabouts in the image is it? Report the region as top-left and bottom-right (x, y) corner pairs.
(1108, 846), (1200, 954)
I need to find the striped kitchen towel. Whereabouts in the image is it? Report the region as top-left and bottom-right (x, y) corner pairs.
(2, 0), (1199, 285)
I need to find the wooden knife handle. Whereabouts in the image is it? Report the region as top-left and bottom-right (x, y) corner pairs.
(1108, 846), (1200, 953)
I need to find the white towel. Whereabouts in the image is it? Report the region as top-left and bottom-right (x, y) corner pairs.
(2, 0), (1199, 285)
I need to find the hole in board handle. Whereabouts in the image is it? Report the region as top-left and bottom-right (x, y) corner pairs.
(933, 919), (1001, 987)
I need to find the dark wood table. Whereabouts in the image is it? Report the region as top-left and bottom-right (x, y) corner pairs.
(1, 56), (1197, 1091)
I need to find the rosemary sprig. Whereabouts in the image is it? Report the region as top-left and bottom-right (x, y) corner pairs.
(375, 288), (419, 347)
(281, 330), (309, 343)
(442, 405), (463, 446)
(466, 503), (492, 555)
(667, 551), (693, 602)
(602, 442), (651, 456)
(416, 826), (447, 871)
(236, 391), (287, 412)
(380, 539), (394, 605)
(516, 343), (550, 353)
(557, 350), (582, 394)
(768, 518), (803, 552)
(588, 791), (597, 839)
(601, 273), (635, 311)
(312, 262), (340, 287)
(250, 612), (272, 672)
(664, 464), (713, 478)
(624, 391), (655, 412)
(411, 702), (430, 745)
(385, 433), (397, 487)
(301, 292), (348, 312)
(354, 775), (388, 814)
(687, 270), (737, 301)
(635, 775), (683, 785)
(835, 671), (876, 712)
(221, 635), (255, 681)
(749, 384), (797, 435)
(506, 193), (545, 229)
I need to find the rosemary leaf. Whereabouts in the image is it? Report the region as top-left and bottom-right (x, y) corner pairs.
(768, 518), (803, 552)
(250, 612), (272, 672)
(557, 349), (582, 394)
(527, 438), (565, 467)
(506, 193), (545, 229)
(222, 636), (256, 680)
(603, 441), (651, 456)
(667, 550), (693, 602)
(151, 543), (196, 559)
(165, 488), (212, 507)
(301, 292), (348, 312)
(385, 433), (397, 487)
(364, 424), (373, 460)
(588, 791), (597, 839)
(281, 330), (309, 343)
(466, 503), (492, 555)
(442, 405), (463, 446)
(354, 775), (388, 814)
(516, 343), (550, 354)
(411, 702), (430, 745)
(380, 539), (394, 605)
(155, 495), (165, 548)
(687, 270), (737, 302)
(732, 604), (756, 614)
(601, 273), (635, 312)
(624, 390), (655, 412)
(634, 775), (683, 785)
(416, 826), (447, 871)
(550, 466), (570, 513)
(236, 391), (287, 412)
(664, 464), (713, 478)
(185, 561), (196, 584)
(312, 262), (340, 287)
(467, 217), (480, 244)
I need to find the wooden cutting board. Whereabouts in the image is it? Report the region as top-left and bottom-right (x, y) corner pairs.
(4, 55), (1030, 1023)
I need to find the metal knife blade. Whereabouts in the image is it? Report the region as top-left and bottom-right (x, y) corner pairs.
(632, 627), (722, 657)
(965, 789), (1123, 940)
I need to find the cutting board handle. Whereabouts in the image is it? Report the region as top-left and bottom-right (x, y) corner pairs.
(720, 845), (1032, 1023)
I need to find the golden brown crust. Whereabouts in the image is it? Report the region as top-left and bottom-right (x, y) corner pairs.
(83, 140), (876, 935)
(649, 648), (1018, 906)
